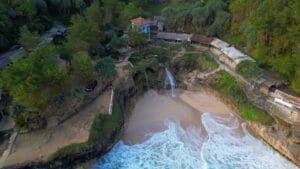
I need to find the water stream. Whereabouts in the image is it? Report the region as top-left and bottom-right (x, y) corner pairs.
(164, 66), (176, 97)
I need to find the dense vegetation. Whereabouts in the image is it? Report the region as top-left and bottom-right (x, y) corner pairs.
(0, 1), (123, 126)
(227, 0), (300, 94)
(210, 70), (274, 125)
(162, 0), (230, 36)
(0, 0), (298, 132)
(236, 60), (263, 79)
(160, 0), (300, 94)
(1, 44), (68, 111)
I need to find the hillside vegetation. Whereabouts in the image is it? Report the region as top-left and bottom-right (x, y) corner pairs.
(228, 0), (300, 94)
(159, 0), (300, 94)
(0, 0), (299, 127)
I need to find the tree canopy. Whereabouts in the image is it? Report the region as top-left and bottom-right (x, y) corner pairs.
(228, 0), (300, 94)
(95, 57), (117, 79)
(0, 44), (68, 111)
(18, 25), (39, 50)
(162, 0), (230, 36)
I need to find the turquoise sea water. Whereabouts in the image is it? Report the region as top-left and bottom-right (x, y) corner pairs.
(93, 113), (298, 169)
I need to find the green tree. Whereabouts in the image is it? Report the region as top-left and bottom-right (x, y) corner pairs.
(128, 28), (147, 48)
(118, 2), (143, 29)
(66, 2), (103, 54)
(228, 0), (300, 94)
(0, 44), (68, 111)
(95, 57), (116, 79)
(18, 25), (39, 50)
(109, 34), (126, 50)
(71, 55), (93, 78)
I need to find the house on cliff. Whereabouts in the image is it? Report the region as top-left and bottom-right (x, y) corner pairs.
(131, 17), (151, 39)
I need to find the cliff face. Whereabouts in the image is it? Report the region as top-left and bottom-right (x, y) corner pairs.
(4, 75), (137, 169)
(248, 122), (300, 167)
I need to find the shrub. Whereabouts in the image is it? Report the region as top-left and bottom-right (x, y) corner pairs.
(240, 106), (274, 125)
(90, 42), (105, 59)
(15, 112), (29, 128)
(95, 57), (117, 79)
(198, 53), (218, 71)
(71, 55), (93, 78)
(178, 53), (199, 71)
(236, 60), (263, 79)
(128, 28), (147, 47)
(89, 101), (122, 143)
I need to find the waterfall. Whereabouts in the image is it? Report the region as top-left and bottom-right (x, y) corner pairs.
(144, 71), (150, 91)
(164, 66), (176, 97)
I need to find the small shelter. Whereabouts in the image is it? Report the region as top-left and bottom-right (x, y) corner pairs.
(210, 38), (230, 49)
(191, 34), (214, 46)
(210, 38), (253, 68)
(156, 32), (192, 42)
(131, 17), (151, 39)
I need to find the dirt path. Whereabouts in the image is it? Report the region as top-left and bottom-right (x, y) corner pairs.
(2, 91), (111, 167)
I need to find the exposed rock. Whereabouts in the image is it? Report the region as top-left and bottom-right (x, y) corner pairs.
(248, 122), (300, 167)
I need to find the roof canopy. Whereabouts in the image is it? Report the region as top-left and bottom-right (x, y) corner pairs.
(220, 46), (249, 60)
(157, 32), (192, 41)
(131, 17), (150, 26)
(191, 34), (214, 45)
(211, 38), (230, 49)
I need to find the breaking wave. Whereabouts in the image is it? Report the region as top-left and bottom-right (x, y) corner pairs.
(93, 113), (298, 169)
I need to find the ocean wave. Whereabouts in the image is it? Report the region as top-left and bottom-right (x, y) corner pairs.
(92, 113), (298, 169)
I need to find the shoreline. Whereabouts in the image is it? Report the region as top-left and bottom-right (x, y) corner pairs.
(4, 87), (299, 168)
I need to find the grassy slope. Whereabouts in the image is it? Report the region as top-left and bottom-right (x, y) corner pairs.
(210, 70), (274, 125)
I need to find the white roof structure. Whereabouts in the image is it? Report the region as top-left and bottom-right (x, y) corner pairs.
(210, 38), (253, 65)
(221, 46), (252, 61)
(211, 38), (230, 49)
(157, 32), (192, 42)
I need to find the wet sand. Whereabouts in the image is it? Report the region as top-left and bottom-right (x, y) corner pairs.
(123, 89), (238, 144)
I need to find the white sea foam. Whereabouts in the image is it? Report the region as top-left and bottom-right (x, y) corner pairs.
(201, 113), (298, 169)
(92, 113), (299, 169)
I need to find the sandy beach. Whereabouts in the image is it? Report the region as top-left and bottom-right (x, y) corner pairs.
(123, 89), (237, 144)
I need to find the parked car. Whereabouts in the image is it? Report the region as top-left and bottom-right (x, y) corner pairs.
(85, 80), (98, 92)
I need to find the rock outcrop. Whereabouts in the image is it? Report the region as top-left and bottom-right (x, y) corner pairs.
(248, 122), (300, 167)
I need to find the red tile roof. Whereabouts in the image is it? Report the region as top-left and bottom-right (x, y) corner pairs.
(131, 17), (150, 26)
(191, 34), (214, 45)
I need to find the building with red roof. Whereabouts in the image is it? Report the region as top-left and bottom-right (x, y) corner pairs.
(131, 17), (151, 39)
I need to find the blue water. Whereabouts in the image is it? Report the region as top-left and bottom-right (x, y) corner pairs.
(92, 113), (298, 169)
